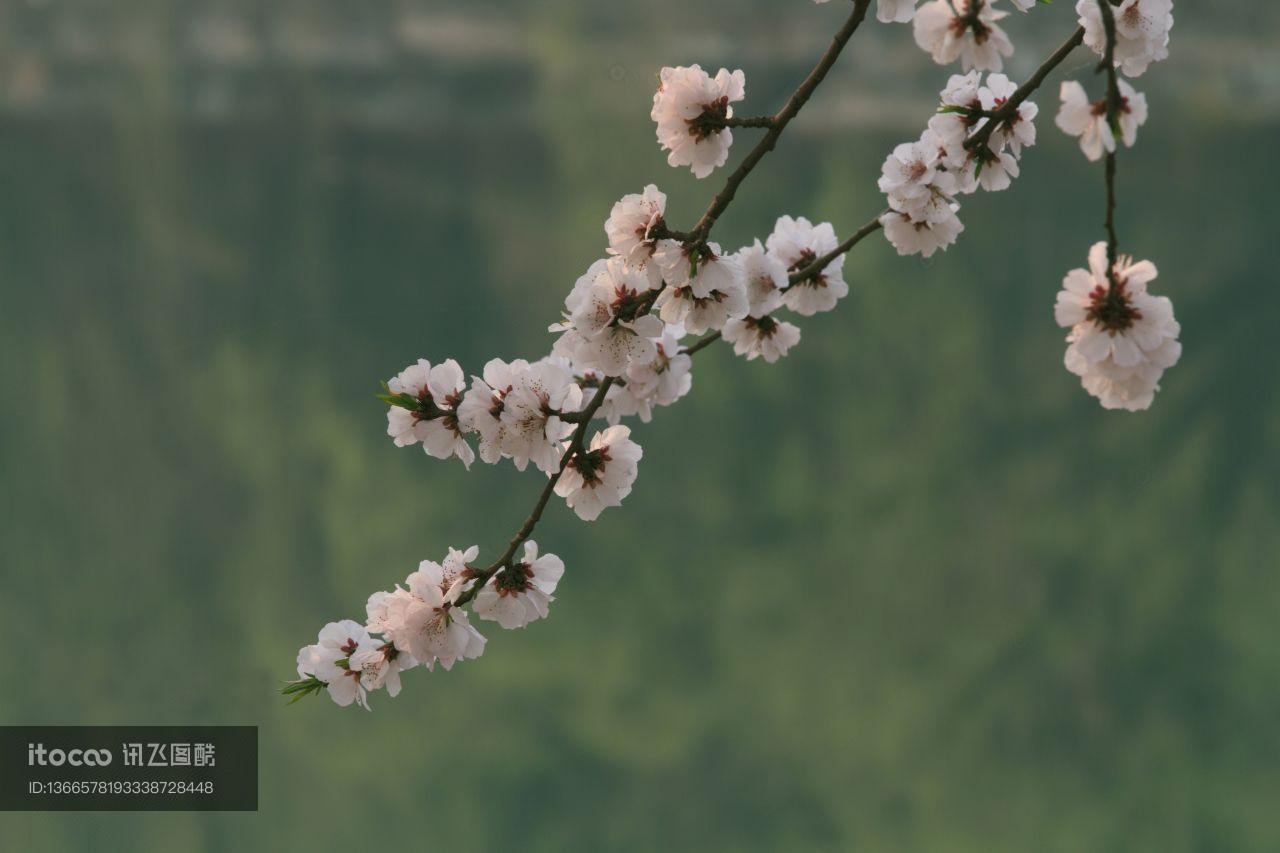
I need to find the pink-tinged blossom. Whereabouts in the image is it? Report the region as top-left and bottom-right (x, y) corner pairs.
(651, 65), (746, 179)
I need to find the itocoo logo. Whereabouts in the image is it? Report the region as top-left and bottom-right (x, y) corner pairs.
(27, 743), (113, 767)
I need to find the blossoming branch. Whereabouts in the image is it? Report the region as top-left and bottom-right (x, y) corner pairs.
(284, 0), (1178, 710)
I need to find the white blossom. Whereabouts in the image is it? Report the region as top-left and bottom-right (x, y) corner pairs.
(554, 425), (643, 521)
(1055, 79), (1148, 161)
(621, 324), (694, 421)
(765, 216), (849, 316)
(978, 72), (1037, 156)
(605, 185), (669, 285)
(723, 287), (802, 364)
(913, 0), (1013, 72)
(737, 239), (788, 315)
(397, 553), (487, 670)
(879, 136), (944, 207)
(1078, 0), (1173, 78)
(653, 282), (749, 335)
(474, 540), (565, 630)
(1055, 242), (1181, 411)
(458, 358), (581, 473)
(880, 206), (964, 258)
(457, 357), (529, 465)
(500, 359), (582, 473)
(348, 639), (415, 700)
(552, 258), (665, 376)
(385, 358), (475, 468)
(653, 242), (749, 334)
(972, 145), (1020, 192)
(296, 620), (381, 710)
(651, 65), (746, 179)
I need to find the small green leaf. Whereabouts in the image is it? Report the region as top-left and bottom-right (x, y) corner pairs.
(376, 392), (420, 411)
(280, 676), (326, 705)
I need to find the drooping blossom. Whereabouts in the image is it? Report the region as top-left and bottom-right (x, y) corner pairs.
(1055, 242), (1181, 410)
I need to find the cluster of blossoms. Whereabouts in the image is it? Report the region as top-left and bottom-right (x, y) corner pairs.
(380, 176), (847, 518)
(294, 542), (563, 708)
(878, 69), (1036, 258)
(289, 0), (1185, 709)
(297, 97), (848, 706)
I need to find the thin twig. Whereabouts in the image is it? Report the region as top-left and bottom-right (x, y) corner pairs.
(1096, 0), (1122, 273)
(718, 115), (777, 129)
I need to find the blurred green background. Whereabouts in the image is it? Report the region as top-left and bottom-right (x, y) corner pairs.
(1, 0), (1277, 850)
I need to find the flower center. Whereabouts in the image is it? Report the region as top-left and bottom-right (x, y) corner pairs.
(571, 446), (612, 486)
(613, 287), (653, 324)
(495, 563), (534, 596)
(747, 315), (779, 338)
(1086, 278), (1143, 332)
(687, 96), (731, 141)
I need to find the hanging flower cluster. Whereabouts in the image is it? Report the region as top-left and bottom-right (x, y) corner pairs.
(286, 0), (1182, 709)
(1050, 0), (1178, 409)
